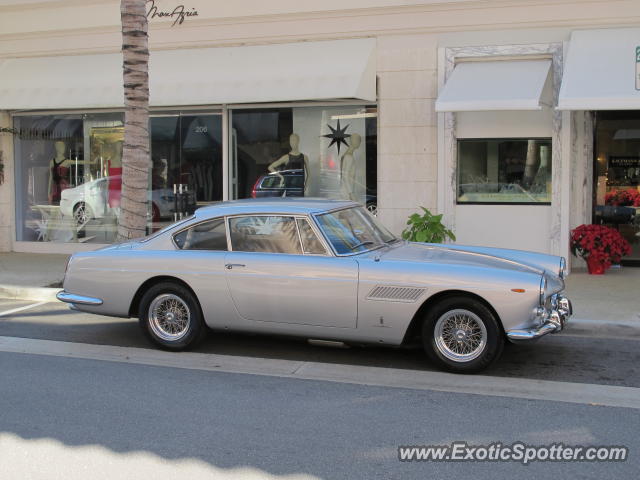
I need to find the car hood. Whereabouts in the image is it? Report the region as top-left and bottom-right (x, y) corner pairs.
(378, 242), (548, 276)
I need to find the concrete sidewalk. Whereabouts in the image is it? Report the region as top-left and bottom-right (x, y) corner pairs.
(0, 251), (637, 328)
(0, 252), (68, 288)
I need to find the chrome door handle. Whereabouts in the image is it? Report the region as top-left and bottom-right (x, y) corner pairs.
(225, 263), (246, 270)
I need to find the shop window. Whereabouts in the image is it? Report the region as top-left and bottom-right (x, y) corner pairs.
(14, 112), (223, 244)
(150, 113), (223, 231)
(14, 113), (125, 243)
(457, 138), (552, 204)
(594, 111), (640, 263)
(230, 106), (377, 211)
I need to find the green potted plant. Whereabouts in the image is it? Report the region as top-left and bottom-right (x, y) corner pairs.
(402, 207), (456, 243)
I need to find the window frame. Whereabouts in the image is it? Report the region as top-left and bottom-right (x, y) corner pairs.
(456, 137), (553, 206)
(296, 217), (328, 256)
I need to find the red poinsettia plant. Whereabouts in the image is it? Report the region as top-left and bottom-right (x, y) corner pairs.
(605, 188), (640, 207)
(570, 224), (631, 271)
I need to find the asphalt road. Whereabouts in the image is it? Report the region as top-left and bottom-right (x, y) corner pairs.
(0, 299), (639, 388)
(1, 299), (639, 479)
(1, 351), (638, 480)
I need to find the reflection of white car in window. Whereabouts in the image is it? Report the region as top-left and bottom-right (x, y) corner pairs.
(59, 176), (194, 225)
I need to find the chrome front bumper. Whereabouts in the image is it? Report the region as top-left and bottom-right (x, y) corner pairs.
(56, 291), (103, 306)
(506, 294), (572, 342)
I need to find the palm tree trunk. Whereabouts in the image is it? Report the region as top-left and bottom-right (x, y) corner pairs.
(118, 0), (150, 241)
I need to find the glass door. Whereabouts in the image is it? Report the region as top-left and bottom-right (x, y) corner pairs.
(150, 113), (222, 231)
(594, 111), (640, 264)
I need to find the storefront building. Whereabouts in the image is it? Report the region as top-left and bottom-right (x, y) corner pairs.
(0, 0), (639, 268)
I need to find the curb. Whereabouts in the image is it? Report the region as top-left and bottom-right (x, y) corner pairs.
(0, 284), (60, 303)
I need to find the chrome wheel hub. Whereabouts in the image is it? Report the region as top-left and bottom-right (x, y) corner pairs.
(148, 294), (191, 341)
(434, 309), (487, 363)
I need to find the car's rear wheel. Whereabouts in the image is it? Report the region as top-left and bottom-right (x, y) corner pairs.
(73, 202), (92, 226)
(422, 296), (503, 373)
(138, 282), (205, 350)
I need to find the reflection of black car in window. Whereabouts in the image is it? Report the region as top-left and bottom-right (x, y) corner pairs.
(251, 169), (304, 198)
(251, 169), (378, 215)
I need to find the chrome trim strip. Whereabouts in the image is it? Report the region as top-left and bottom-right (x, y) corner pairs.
(56, 291), (103, 306)
(559, 257), (567, 278)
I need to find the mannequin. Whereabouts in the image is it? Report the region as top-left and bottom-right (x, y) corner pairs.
(340, 133), (361, 201)
(48, 141), (74, 204)
(268, 133), (309, 195)
(106, 141), (123, 209)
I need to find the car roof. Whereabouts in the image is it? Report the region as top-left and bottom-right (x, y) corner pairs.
(195, 198), (359, 217)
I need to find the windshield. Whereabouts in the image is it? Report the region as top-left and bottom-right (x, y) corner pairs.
(315, 206), (397, 254)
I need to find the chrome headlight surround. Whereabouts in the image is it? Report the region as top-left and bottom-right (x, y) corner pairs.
(539, 275), (547, 306)
(559, 257), (567, 279)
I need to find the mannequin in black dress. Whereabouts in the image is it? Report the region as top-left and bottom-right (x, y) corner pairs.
(268, 133), (309, 195)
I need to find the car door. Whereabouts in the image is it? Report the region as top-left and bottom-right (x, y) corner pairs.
(224, 215), (358, 328)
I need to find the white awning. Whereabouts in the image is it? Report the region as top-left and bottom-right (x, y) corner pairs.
(435, 59), (552, 112)
(558, 28), (640, 110)
(0, 39), (376, 110)
(0, 54), (124, 110)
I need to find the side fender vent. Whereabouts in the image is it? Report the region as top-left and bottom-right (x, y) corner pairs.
(367, 285), (425, 303)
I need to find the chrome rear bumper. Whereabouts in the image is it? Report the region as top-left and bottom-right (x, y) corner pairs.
(506, 294), (572, 342)
(56, 291), (103, 306)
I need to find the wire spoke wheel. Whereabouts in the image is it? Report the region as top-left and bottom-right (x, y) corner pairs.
(433, 309), (487, 363)
(148, 293), (191, 342)
(74, 203), (89, 225)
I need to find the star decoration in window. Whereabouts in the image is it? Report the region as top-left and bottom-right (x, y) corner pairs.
(322, 120), (351, 154)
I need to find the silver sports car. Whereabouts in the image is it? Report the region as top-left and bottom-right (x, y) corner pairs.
(57, 198), (572, 373)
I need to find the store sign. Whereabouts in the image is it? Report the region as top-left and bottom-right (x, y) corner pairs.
(146, 0), (198, 27)
(636, 46), (640, 91)
(610, 156), (640, 168)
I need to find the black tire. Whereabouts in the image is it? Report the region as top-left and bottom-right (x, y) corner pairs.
(422, 296), (504, 373)
(138, 282), (206, 350)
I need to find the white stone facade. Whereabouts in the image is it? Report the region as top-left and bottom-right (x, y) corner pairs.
(1, 0), (639, 265)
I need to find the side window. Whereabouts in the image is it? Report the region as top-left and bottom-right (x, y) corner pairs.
(174, 218), (227, 251)
(229, 216), (302, 254)
(297, 218), (327, 255)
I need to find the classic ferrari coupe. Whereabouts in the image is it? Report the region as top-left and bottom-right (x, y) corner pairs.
(57, 198), (572, 373)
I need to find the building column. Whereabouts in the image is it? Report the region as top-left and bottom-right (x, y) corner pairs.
(376, 35), (439, 236)
(0, 111), (14, 252)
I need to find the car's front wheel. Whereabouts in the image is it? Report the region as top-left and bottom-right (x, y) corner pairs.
(422, 296), (504, 373)
(73, 202), (93, 226)
(138, 282), (206, 350)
